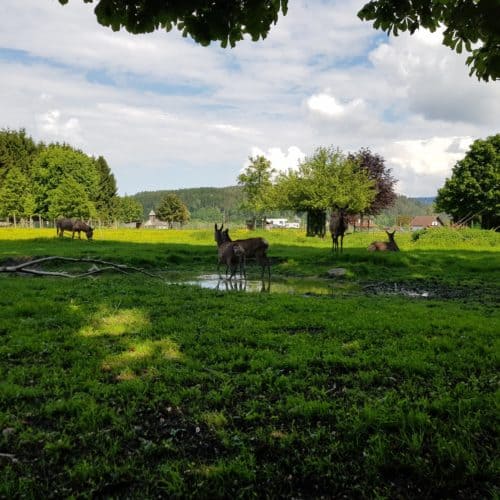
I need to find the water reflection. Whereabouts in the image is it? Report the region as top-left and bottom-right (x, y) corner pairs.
(214, 277), (271, 293)
(168, 274), (435, 298)
(181, 274), (335, 295)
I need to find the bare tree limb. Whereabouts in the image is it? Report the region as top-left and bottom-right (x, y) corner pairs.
(0, 256), (160, 279)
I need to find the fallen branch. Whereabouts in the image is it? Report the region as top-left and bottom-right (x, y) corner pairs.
(0, 256), (160, 279)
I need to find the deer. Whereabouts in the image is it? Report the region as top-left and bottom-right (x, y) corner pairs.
(217, 225), (271, 279)
(367, 230), (400, 252)
(329, 206), (348, 253)
(56, 218), (93, 240)
(214, 224), (246, 279)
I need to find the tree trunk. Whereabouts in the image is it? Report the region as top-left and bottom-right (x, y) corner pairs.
(306, 210), (326, 237)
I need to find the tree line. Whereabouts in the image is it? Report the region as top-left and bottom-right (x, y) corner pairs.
(237, 146), (398, 234)
(0, 129), (143, 225)
(237, 136), (500, 232)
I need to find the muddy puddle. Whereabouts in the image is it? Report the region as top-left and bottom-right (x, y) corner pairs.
(168, 274), (343, 295)
(166, 274), (439, 298)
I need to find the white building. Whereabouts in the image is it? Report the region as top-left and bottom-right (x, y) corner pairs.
(266, 218), (300, 229)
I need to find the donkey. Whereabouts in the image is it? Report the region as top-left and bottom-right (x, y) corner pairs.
(218, 226), (271, 279)
(368, 230), (400, 252)
(56, 218), (93, 240)
(214, 224), (246, 279)
(329, 206), (348, 253)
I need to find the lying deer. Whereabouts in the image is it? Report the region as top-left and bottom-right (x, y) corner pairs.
(367, 230), (400, 252)
(217, 225), (271, 279)
(214, 224), (246, 279)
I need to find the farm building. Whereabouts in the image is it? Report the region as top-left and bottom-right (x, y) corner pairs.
(410, 215), (445, 231)
(143, 210), (170, 229)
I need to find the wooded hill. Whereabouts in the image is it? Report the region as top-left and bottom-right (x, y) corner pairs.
(133, 187), (435, 226)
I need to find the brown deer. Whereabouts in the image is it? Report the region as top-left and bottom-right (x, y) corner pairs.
(214, 224), (246, 279)
(56, 218), (93, 240)
(329, 206), (348, 253)
(218, 225), (271, 279)
(367, 230), (400, 252)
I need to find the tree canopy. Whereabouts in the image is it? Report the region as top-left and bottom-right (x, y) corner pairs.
(0, 129), (124, 224)
(237, 155), (275, 218)
(58, 0), (288, 48)
(157, 193), (190, 228)
(358, 0), (500, 81)
(59, 0), (499, 80)
(271, 146), (376, 213)
(113, 195), (144, 224)
(435, 134), (500, 230)
(348, 148), (397, 216)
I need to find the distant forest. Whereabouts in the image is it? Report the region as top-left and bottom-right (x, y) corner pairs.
(133, 187), (435, 227)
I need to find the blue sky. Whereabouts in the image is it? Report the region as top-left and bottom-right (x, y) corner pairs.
(1, 0), (499, 197)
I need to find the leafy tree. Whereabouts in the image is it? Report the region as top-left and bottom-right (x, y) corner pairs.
(59, 1), (499, 80)
(94, 155), (118, 223)
(157, 193), (190, 228)
(272, 146), (375, 213)
(0, 128), (39, 184)
(32, 145), (100, 217)
(237, 155), (275, 223)
(0, 167), (33, 224)
(58, 0), (287, 47)
(435, 134), (500, 229)
(348, 148), (397, 216)
(358, 0), (500, 81)
(112, 196), (144, 224)
(47, 176), (97, 220)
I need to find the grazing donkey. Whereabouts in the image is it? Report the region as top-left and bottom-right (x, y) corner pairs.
(218, 225), (271, 279)
(214, 224), (246, 279)
(368, 230), (400, 252)
(56, 218), (93, 240)
(329, 206), (349, 253)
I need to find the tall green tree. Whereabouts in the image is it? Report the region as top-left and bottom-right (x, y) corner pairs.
(47, 176), (97, 220)
(272, 147), (375, 213)
(94, 155), (118, 223)
(0, 167), (33, 225)
(0, 128), (39, 184)
(32, 145), (100, 217)
(113, 196), (144, 224)
(157, 193), (190, 228)
(435, 134), (500, 230)
(237, 155), (275, 223)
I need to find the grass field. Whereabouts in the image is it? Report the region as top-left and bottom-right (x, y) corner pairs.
(1, 227), (499, 498)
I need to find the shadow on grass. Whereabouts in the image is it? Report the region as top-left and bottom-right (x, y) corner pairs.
(1, 269), (499, 498)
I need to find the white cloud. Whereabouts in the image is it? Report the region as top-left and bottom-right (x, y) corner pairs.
(246, 146), (306, 174)
(36, 109), (83, 145)
(386, 136), (472, 175)
(381, 136), (473, 196)
(307, 93), (365, 118)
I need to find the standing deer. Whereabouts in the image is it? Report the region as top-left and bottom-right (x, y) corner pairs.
(214, 224), (246, 279)
(367, 230), (400, 252)
(329, 206), (348, 253)
(217, 225), (271, 279)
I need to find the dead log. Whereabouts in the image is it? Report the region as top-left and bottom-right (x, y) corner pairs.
(0, 256), (159, 279)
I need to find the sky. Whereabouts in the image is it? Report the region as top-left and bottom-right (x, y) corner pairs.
(1, 1), (499, 197)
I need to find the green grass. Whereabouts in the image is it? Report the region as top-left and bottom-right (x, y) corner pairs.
(0, 227), (499, 498)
